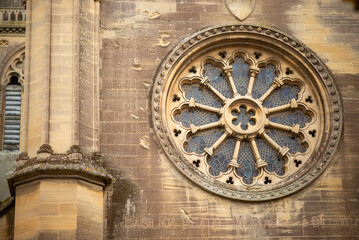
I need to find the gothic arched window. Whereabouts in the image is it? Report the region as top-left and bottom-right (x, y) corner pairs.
(0, 49), (24, 151)
(151, 25), (342, 201)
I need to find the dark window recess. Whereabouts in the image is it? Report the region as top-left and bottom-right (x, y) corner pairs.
(3, 78), (21, 151)
(10, 11), (16, 21)
(3, 12), (8, 21)
(18, 12), (23, 21)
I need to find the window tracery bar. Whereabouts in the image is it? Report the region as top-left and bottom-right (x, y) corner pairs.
(223, 66), (239, 96)
(246, 66), (260, 96)
(265, 99), (298, 114)
(259, 130), (290, 157)
(204, 132), (228, 156)
(249, 137), (267, 169)
(258, 78), (284, 102)
(229, 138), (242, 168)
(265, 120), (300, 135)
(189, 120), (222, 134)
(188, 98), (222, 114)
(200, 77), (228, 102)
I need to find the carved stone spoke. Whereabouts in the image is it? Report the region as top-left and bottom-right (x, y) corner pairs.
(189, 98), (222, 114)
(265, 119), (300, 135)
(246, 66), (260, 97)
(228, 138), (242, 168)
(259, 130), (290, 158)
(200, 76), (228, 102)
(204, 132), (228, 156)
(223, 66), (239, 96)
(258, 78), (284, 103)
(190, 120), (223, 134)
(265, 99), (298, 115)
(249, 137), (267, 169)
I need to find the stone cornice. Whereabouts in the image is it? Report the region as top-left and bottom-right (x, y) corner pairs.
(0, 26), (25, 35)
(7, 144), (113, 196)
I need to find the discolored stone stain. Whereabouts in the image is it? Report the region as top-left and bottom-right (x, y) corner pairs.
(132, 58), (142, 71)
(156, 32), (171, 47)
(97, 0), (359, 239)
(285, 0), (359, 74)
(105, 174), (139, 239)
(139, 136), (150, 150)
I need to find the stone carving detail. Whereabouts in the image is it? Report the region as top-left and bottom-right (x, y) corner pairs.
(0, 40), (8, 46)
(0, 9), (26, 35)
(226, 0), (256, 21)
(1, 49), (25, 86)
(151, 25), (343, 201)
(7, 145), (113, 195)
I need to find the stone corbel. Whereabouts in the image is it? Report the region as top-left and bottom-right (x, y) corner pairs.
(7, 144), (113, 196)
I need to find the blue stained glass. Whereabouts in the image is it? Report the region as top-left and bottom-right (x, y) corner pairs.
(208, 138), (235, 176)
(236, 141), (258, 185)
(231, 57), (250, 96)
(270, 110), (312, 128)
(184, 128), (224, 154)
(263, 85), (300, 109)
(231, 106), (256, 130)
(252, 65), (276, 99)
(182, 84), (223, 108)
(266, 129), (306, 154)
(256, 138), (285, 176)
(174, 108), (220, 128)
(203, 64), (232, 99)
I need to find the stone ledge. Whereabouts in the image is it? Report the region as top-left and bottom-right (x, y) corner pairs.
(7, 144), (113, 196)
(0, 196), (14, 217)
(0, 26), (25, 35)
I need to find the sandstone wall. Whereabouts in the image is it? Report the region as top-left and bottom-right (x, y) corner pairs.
(100, 0), (359, 239)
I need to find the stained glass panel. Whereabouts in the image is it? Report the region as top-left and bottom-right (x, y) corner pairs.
(182, 84), (223, 108)
(231, 106), (256, 130)
(231, 57), (250, 96)
(236, 141), (258, 184)
(203, 64), (233, 99)
(184, 128), (224, 154)
(256, 138), (285, 176)
(174, 108), (220, 128)
(208, 138), (235, 176)
(266, 129), (306, 154)
(252, 64), (276, 99)
(263, 85), (300, 108)
(270, 110), (312, 128)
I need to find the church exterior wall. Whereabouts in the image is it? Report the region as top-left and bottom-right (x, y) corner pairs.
(0, 0), (358, 239)
(99, 0), (359, 239)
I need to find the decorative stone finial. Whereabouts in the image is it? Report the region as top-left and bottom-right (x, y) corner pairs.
(36, 144), (53, 160)
(67, 145), (83, 161)
(16, 152), (29, 168)
(91, 152), (104, 166)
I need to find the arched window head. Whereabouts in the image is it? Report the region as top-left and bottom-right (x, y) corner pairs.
(151, 25), (342, 201)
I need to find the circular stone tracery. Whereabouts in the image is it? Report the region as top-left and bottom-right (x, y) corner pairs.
(224, 96), (265, 136)
(151, 25), (342, 201)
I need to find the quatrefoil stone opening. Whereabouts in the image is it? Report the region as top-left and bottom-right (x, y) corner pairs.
(231, 106), (256, 130)
(224, 96), (266, 136)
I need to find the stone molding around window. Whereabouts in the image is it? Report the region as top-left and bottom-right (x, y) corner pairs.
(151, 24), (343, 201)
(0, 46), (24, 151)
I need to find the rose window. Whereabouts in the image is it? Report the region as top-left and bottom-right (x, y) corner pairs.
(152, 25), (342, 200)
